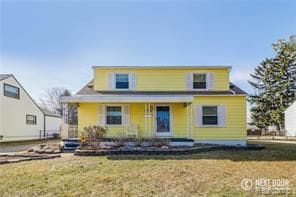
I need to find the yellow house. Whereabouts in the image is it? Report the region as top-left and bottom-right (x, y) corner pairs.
(61, 66), (247, 146)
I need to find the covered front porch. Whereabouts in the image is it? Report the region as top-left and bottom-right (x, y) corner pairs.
(60, 95), (194, 140)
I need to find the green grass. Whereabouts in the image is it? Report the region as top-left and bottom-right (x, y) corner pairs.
(0, 141), (296, 196)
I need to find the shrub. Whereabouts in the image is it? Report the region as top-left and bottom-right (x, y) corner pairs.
(80, 125), (108, 149)
(80, 125), (108, 140)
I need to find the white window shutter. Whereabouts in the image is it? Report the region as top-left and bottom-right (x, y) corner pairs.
(186, 73), (193, 90)
(108, 73), (115, 90)
(218, 105), (226, 127)
(207, 73), (215, 90)
(194, 105), (202, 127)
(122, 105), (130, 126)
(98, 104), (106, 126)
(129, 73), (136, 90)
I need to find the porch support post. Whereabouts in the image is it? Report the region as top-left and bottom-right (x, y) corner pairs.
(186, 102), (193, 139)
(62, 103), (69, 138)
(151, 103), (154, 138)
(63, 103), (69, 124)
(187, 103), (190, 139)
(190, 103), (193, 139)
(148, 103), (151, 137)
(144, 103), (148, 137)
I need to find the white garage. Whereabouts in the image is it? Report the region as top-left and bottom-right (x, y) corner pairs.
(285, 101), (296, 136)
(42, 108), (63, 137)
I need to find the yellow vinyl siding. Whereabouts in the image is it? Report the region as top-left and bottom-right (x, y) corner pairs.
(78, 103), (189, 138)
(171, 104), (188, 138)
(77, 96), (246, 140)
(104, 104), (147, 137)
(192, 96), (246, 140)
(94, 68), (229, 91)
(130, 104), (145, 136)
(77, 103), (98, 132)
(78, 103), (146, 137)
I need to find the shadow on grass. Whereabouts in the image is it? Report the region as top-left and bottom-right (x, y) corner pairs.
(106, 142), (296, 162)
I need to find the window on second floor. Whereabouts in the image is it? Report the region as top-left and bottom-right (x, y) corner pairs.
(202, 106), (218, 125)
(115, 74), (129, 89)
(4, 83), (20, 99)
(193, 74), (207, 89)
(26, 115), (37, 125)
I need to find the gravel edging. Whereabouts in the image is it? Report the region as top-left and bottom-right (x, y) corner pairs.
(74, 144), (265, 156)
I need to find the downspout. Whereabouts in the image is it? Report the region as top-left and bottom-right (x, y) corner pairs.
(43, 114), (46, 138)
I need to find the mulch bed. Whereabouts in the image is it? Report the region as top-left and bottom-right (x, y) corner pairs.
(74, 144), (265, 156)
(0, 153), (61, 165)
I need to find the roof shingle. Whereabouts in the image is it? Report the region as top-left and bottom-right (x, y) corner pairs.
(76, 80), (247, 96)
(0, 74), (12, 81)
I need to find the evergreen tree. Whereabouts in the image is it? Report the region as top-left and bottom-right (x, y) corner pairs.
(249, 35), (296, 133)
(249, 59), (274, 130)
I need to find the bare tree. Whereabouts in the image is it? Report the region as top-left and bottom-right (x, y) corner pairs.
(39, 88), (70, 114)
(39, 87), (77, 124)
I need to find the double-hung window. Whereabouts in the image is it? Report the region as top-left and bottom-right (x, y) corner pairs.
(193, 74), (207, 89)
(4, 83), (20, 99)
(115, 74), (129, 89)
(202, 106), (218, 125)
(106, 106), (122, 125)
(26, 115), (37, 125)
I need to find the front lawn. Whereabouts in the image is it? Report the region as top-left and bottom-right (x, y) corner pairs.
(0, 141), (295, 196)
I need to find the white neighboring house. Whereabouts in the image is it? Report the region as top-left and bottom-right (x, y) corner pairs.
(285, 101), (296, 136)
(0, 74), (62, 142)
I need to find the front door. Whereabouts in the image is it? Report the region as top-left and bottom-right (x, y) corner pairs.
(155, 105), (171, 136)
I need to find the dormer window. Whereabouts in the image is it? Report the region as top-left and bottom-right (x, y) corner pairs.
(115, 74), (129, 89)
(107, 73), (135, 90)
(193, 74), (206, 89)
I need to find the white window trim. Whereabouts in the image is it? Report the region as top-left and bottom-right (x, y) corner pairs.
(154, 104), (173, 137)
(105, 104), (124, 127)
(201, 105), (219, 127)
(114, 72), (132, 91)
(192, 73), (208, 91)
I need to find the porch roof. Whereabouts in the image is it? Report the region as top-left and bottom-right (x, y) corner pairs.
(60, 94), (193, 103)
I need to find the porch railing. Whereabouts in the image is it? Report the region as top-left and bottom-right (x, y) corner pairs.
(61, 124), (78, 139)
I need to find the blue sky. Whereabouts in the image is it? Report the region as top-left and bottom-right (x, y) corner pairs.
(1, 0), (296, 101)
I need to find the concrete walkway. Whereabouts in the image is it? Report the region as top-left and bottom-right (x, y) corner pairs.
(0, 144), (38, 153)
(0, 139), (60, 154)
